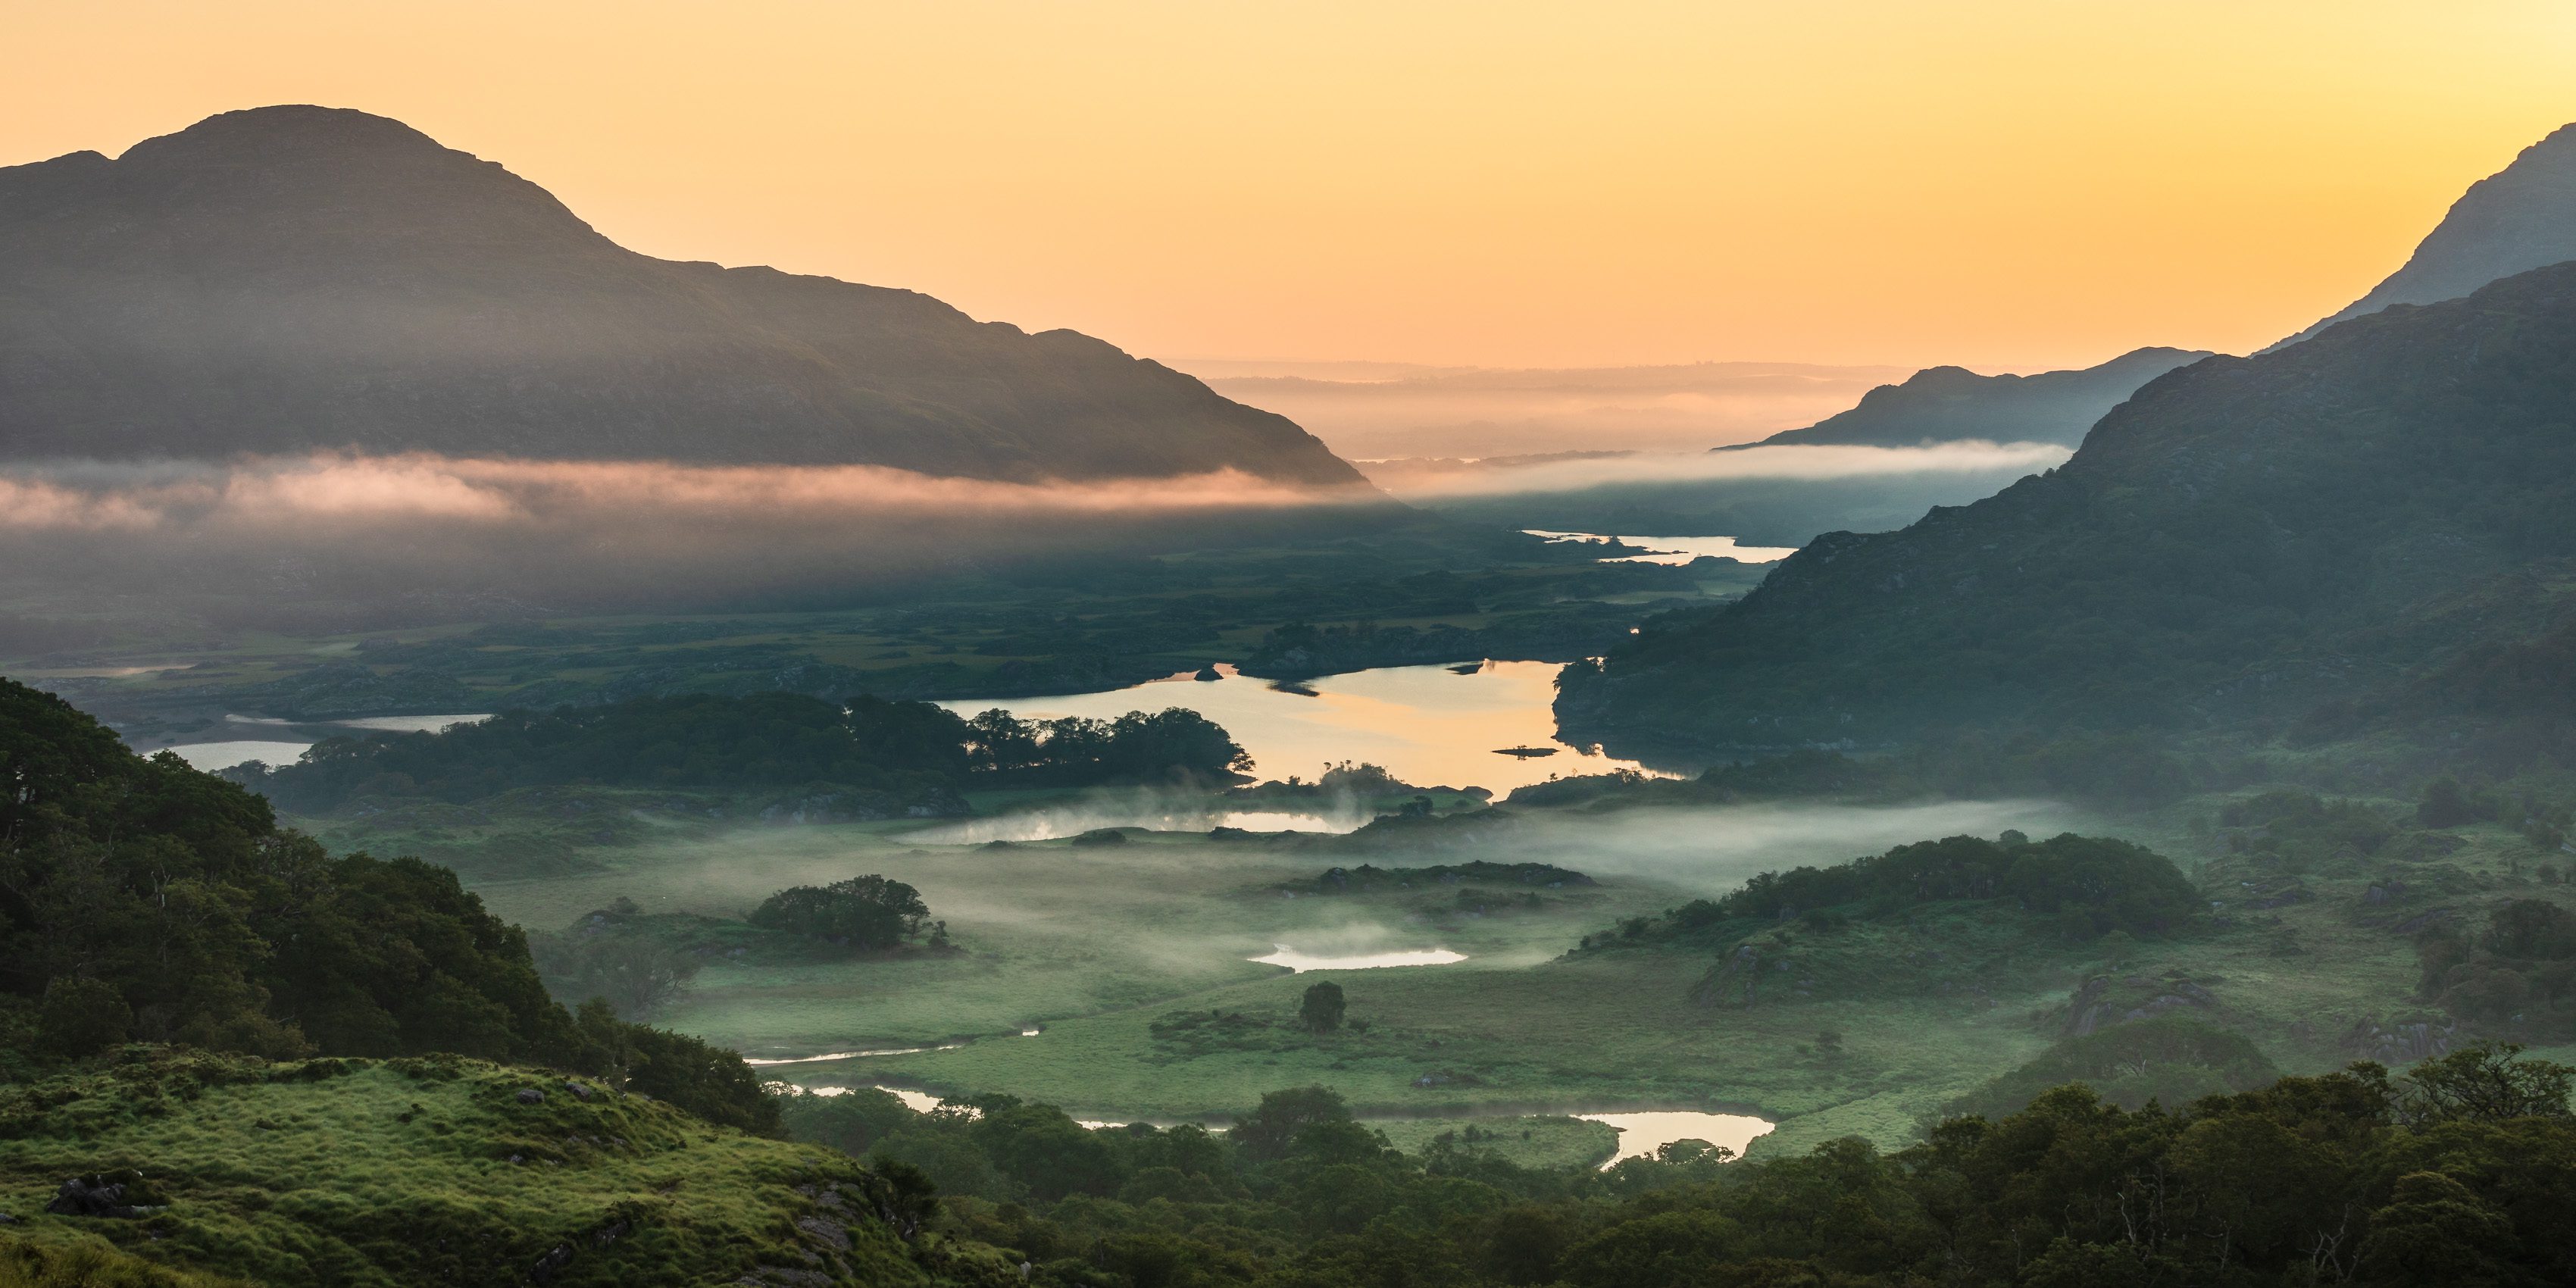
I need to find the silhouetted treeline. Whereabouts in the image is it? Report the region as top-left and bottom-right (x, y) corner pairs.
(224, 692), (1249, 812)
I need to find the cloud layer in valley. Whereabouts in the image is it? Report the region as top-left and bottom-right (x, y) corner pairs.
(0, 454), (1389, 630)
(1356, 441), (2073, 499)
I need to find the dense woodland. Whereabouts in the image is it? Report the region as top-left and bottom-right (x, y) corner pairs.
(779, 1048), (2576, 1288)
(0, 679), (777, 1134)
(222, 692), (1251, 814)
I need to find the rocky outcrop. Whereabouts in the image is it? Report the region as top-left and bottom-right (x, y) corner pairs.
(2343, 1014), (2459, 1064)
(2063, 974), (2222, 1038)
(44, 1171), (165, 1219)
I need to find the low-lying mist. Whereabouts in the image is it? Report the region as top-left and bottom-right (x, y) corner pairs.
(1476, 798), (2100, 892)
(1365, 443), (2070, 546)
(1183, 360), (1912, 459)
(1359, 442), (2071, 499)
(0, 452), (1396, 633)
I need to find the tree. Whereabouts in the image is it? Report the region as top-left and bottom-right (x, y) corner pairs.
(532, 927), (704, 1020)
(748, 875), (930, 951)
(1299, 980), (1346, 1035)
(1230, 1084), (1352, 1162)
(2395, 1042), (2575, 1124)
(36, 977), (130, 1058)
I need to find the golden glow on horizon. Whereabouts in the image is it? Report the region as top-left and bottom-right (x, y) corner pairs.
(6, 2), (2572, 370)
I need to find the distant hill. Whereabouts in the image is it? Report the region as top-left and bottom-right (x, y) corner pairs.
(1558, 260), (2576, 761)
(1730, 346), (2212, 451)
(2275, 122), (2576, 349)
(0, 106), (1362, 486)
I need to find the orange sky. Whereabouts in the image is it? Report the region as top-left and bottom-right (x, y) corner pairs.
(5, 2), (2571, 370)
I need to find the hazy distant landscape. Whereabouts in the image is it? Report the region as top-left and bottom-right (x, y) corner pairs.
(7, 17), (2576, 1286)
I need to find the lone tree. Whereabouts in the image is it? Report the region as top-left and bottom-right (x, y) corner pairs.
(749, 874), (930, 952)
(1299, 980), (1346, 1034)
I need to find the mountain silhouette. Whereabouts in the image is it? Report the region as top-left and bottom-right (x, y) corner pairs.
(2274, 122), (2576, 349)
(0, 106), (1364, 486)
(1730, 347), (2211, 451)
(1562, 258), (2576, 760)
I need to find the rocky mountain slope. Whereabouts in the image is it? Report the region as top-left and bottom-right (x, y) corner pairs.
(1731, 346), (2211, 450)
(0, 106), (1361, 486)
(2276, 121), (2576, 348)
(1560, 260), (2576, 759)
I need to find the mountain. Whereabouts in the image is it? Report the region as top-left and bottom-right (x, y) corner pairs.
(2276, 122), (2576, 349)
(0, 106), (1362, 486)
(1558, 260), (2576, 761)
(1728, 346), (2212, 451)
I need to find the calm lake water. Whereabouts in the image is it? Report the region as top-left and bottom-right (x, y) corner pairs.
(162, 712), (490, 771)
(937, 660), (1671, 796)
(1524, 530), (1799, 565)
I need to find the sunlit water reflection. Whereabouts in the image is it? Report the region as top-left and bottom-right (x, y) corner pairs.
(1524, 530), (1799, 565)
(937, 660), (1675, 796)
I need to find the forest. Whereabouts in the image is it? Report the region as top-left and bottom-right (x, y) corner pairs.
(219, 692), (1251, 814)
(774, 1048), (2576, 1288)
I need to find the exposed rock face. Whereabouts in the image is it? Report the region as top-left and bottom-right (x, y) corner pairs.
(44, 1171), (161, 1218)
(0, 106), (1365, 487)
(1737, 346), (2211, 451)
(2277, 123), (2576, 349)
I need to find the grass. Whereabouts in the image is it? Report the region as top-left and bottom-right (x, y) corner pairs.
(225, 780), (2576, 1173)
(0, 1049), (985, 1288)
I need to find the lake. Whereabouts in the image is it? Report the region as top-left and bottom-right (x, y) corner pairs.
(936, 660), (1674, 796)
(163, 712), (490, 771)
(1525, 530), (1799, 565)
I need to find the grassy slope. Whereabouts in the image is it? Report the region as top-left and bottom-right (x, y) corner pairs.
(0, 1052), (991, 1288)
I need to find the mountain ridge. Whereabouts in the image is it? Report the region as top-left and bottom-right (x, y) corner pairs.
(1727, 345), (2212, 452)
(1559, 258), (2576, 761)
(2274, 120), (2576, 349)
(0, 105), (1365, 486)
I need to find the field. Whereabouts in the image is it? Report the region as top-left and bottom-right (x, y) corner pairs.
(281, 774), (2576, 1166)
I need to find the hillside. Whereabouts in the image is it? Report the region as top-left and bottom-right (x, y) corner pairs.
(1730, 346), (2210, 450)
(0, 106), (1361, 486)
(1558, 260), (2576, 760)
(0, 1052), (969, 1287)
(2277, 121), (2576, 348)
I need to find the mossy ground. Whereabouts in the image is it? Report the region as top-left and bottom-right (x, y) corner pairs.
(0, 1051), (996, 1287)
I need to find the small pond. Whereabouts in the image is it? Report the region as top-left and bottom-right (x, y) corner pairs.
(1577, 1110), (1775, 1168)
